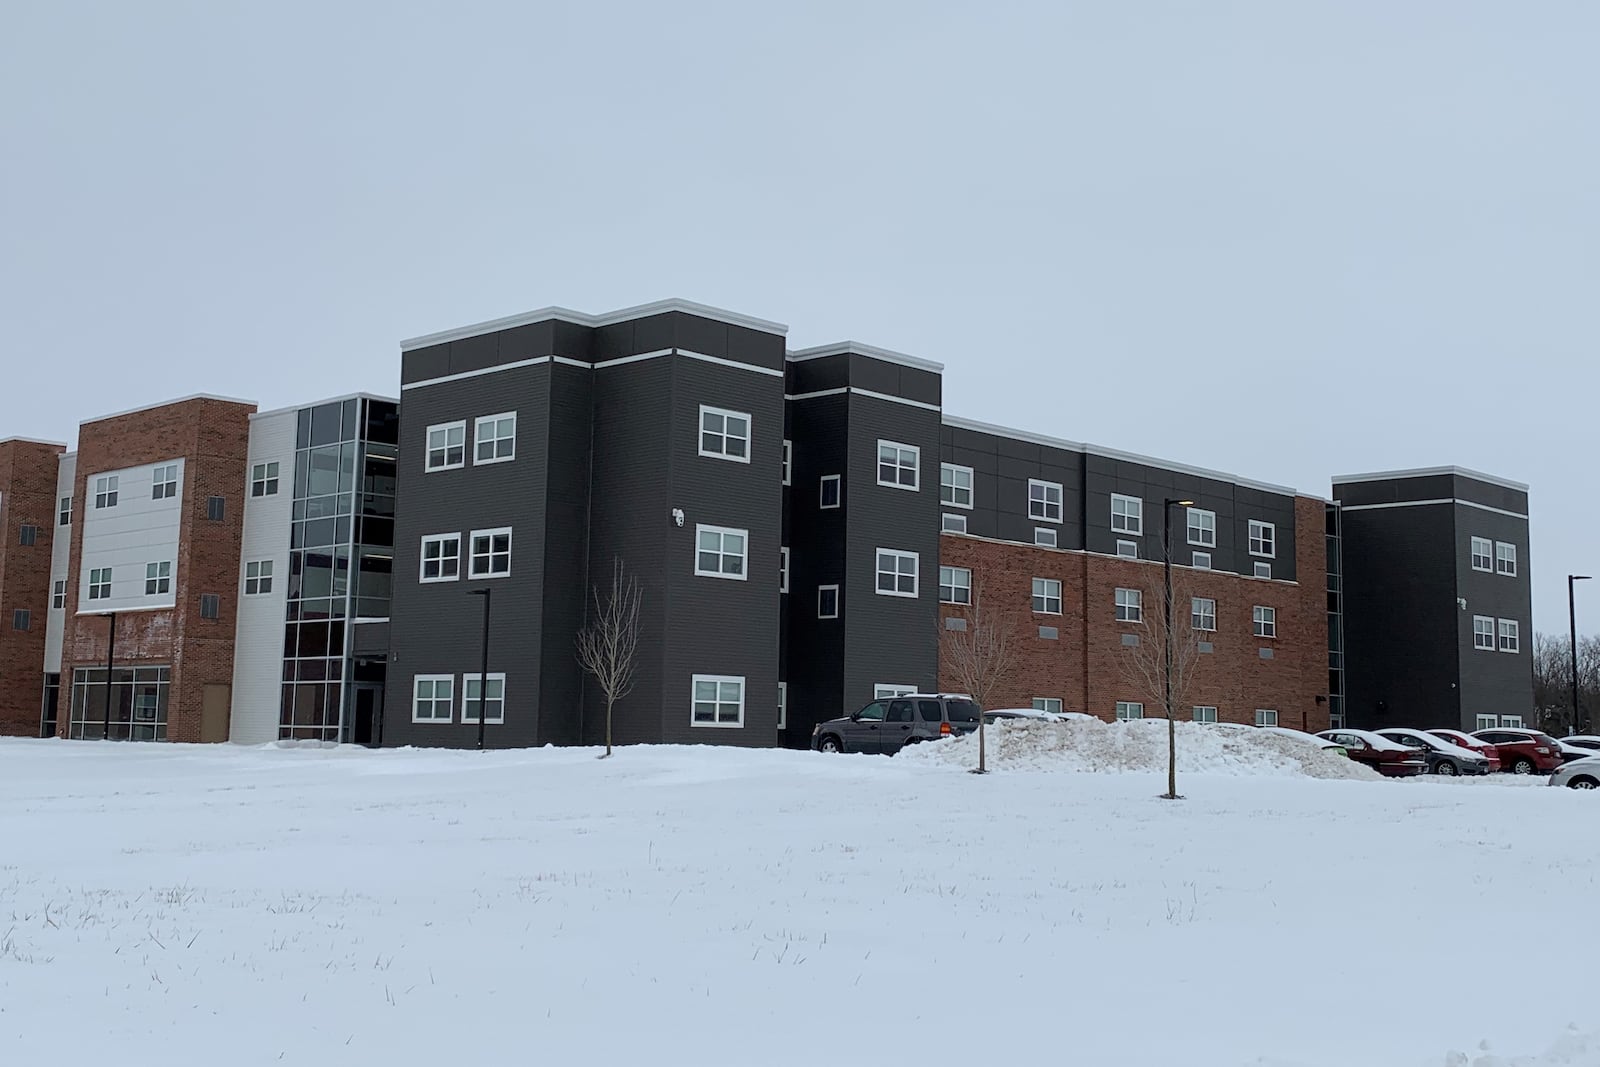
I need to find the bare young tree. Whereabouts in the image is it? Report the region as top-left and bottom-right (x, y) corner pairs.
(1117, 567), (1205, 799)
(938, 581), (1018, 774)
(575, 558), (642, 759)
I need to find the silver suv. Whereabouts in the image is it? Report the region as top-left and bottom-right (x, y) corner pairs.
(811, 694), (981, 755)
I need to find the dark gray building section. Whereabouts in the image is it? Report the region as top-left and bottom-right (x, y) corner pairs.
(1333, 467), (1533, 731)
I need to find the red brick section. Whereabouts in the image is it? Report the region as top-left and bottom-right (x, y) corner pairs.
(58, 398), (254, 742)
(939, 495), (1330, 733)
(0, 440), (67, 735)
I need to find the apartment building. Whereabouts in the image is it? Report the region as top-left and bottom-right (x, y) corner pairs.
(0, 438), (67, 735)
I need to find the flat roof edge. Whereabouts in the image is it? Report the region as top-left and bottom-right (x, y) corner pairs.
(0, 436), (68, 449)
(81, 393), (257, 427)
(400, 298), (789, 352)
(251, 392), (400, 421)
(1332, 466), (1529, 493)
(786, 341), (945, 374)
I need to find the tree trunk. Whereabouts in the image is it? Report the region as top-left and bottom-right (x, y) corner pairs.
(977, 714), (987, 774)
(1167, 710), (1176, 799)
(605, 696), (614, 758)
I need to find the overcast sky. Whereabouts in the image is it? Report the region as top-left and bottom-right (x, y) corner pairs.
(2, 2), (1593, 631)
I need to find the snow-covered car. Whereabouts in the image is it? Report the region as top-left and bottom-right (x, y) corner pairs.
(1260, 726), (1346, 756)
(1376, 728), (1491, 776)
(1428, 729), (1501, 773)
(1559, 734), (1600, 755)
(1548, 755), (1600, 790)
(1472, 728), (1565, 775)
(1316, 730), (1428, 777)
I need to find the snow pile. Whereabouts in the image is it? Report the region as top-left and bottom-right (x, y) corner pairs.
(898, 716), (1381, 779)
(1447, 1028), (1600, 1066)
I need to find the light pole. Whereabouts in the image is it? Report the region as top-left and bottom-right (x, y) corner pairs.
(468, 588), (492, 751)
(1570, 575), (1591, 733)
(1162, 498), (1195, 800)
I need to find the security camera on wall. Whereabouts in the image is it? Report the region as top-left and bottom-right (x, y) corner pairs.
(671, 508), (685, 528)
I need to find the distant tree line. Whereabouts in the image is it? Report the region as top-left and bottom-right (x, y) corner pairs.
(1532, 633), (1600, 735)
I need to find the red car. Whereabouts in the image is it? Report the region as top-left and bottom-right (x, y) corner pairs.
(1472, 728), (1565, 775)
(1316, 730), (1429, 777)
(1429, 729), (1502, 773)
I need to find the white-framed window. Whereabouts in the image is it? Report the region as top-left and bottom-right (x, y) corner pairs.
(780, 546), (789, 593)
(1473, 615), (1495, 651)
(1495, 542), (1517, 577)
(1187, 508), (1216, 547)
(1032, 577), (1062, 614)
(1111, 494), (1143, 535)
(699, 406), (751, 463)
(1192, 551), (1212, 570)
(1253, 562), (1272, 579)
(1470, 536), (1493, 572)
(462, 673), (506, 724)
(52, 579), (66, 609)
(1114, 587), (1142, 623)
(474, 412), (517, 465)
(1255, 709), (1279, 727)
(875, 684), (917, 700)
(250, 461), (280, 497)
(1193, 706), (1218, 723)
(1115, 701), (1144, 721)
(468, 528), (512, 579)
(420, 533), (461, 582)
(1253, 605), (1277, 638)
(782, 440), (792, 486)
(875, 548), (919, 597)
(1033, 698), (1063, 714)
(59, 495), (72, 525)
(1192, 597), (1217, 632)
(94, 475), (118, 509)
(877, 441), (920, 490)
(696, 525), (748, 580)
(144, 561), (172, 596)
(939, 566), (972, 605)
(942, 513), (968, 534)
(692, 674), (745, 728)
(778, 681), (787, 730)
(1475, 714), (1498, 731)
(818, 584), (840, 619)
(1029, 479), (1063, 523)
(940, 463), (973, 508)
(412, 675), (454, 723)
(820, 474), (841, 509)
(1035, 527), (1057, 548)
(1500, 715), (1524, 728)
(1248, 520), (1275, 558)
(426, 421), (466, 472)
(152, 463), (179, 500)
(1116, 540), (1139, 559)
(244, 560), (273, 595)
(88, 567), (111, 600)
(1498, 618), (1520, 653)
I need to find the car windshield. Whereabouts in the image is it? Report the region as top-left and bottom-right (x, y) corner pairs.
(1535, 734), (1561, 748)
(945, 700), (981, 723)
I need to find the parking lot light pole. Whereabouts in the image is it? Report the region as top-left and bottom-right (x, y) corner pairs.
(469, 588), (491, 751)
(1162, 499), (1195, 800)
(1570, 575), (1591, 733)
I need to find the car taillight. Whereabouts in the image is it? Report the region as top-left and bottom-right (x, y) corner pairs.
(940, 722), (952, 736)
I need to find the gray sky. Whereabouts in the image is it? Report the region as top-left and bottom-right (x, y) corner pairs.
(3, 2), (1594, 631)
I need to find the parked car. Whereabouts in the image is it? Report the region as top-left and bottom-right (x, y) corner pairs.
(1559, 735), (1600, 754)
(1261, 726), (1347, 756)
(1548, 755), (1600, 790)
(1427, 729), (1502, 773)
(812, 694), (983, 754)
(1316, 730), (1428, 777)
(1555, 738), (1595, 763)
(1472, 728), (1566, 775)
(1376, 728), (1491, 776)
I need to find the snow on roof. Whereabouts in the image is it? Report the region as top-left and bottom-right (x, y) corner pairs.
(1321, 728), (1416, 753)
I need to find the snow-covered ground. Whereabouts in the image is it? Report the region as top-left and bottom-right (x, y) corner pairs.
(1, 737), (1594, 1066)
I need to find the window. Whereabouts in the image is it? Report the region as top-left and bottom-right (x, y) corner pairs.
(1495, 542), (1517, 577)
(1192, 597), (1217, 632)
(425, 421), (467, 471)
(1253, 605), (1277, 638)
(206, 496), (225, 521)
(52, 580), (65, 609)
(782, 440), (792, 486)
(1033, 698), (1063, 714)
(875, 684), (917, 701)
(250, 461), (280, 497)
(1029, 480), (1063, 523)
(780, 546), (789, 593)
(199, 593), (220, 620)
(1248, 520), (1275, 558)
(1193, 706), (1218, 723)
(59, 495), (72, 525)
(1475, 714), (1498, 731)
(875, 548), (919, 597)
(940, 463), (973, 508)
(12, 609), (30, 631)
(1253, 561), (1272, 579)
(818, 585), (840, 619)
(420, 534), (461, 582)
(1115, 701), (1144, 721)
(244, 560), (274, 595)
(942, 514), (968, 534)
(939, 566), (972, 605)
(1187, 508), (1216, 547)
(1116, 540), (1139, 559)
(695, 525), (748, 580)
(19, 524), (37, 546)
(1035, 528), (1057, 548)
(1473, 615), (1495, 651)
(94, 475), (118, 509)
(877, 441), (919, 490)
(1032, 577), (1062, 614)
(469, 528), (513, 579)
(474, 412), (517, 464)
(1498, 619), (1520, 653)
(1255, 709), (1279, 727)
(1500, 715), (1524, 728)
(699, 406), (751, 462)
(692, 675), (744, 728)
(412, 675), (454, 723)
(462, 673), (506, 724)
(1111, 494), (1143, 535)
(88, 567), (111, 600)
(1470, 536), (1493, 572)
(1115, 587), (1142, 623)
(145, 561), (172, 596)
(1192, 552), (1212, 570)
(819, 475), (841, 509)
(778, 681), (787, 730)
(152, 463), (179, 500)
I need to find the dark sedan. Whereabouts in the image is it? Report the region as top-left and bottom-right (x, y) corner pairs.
(1316, 730), (1428, 777)
(1376, 729), (1491, 776)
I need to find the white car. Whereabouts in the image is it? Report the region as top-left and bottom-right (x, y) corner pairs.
(1376, 728), (1492, 776)
(1548, 755), (1600, 790)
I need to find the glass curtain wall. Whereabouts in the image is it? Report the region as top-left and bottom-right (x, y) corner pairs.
(69, 667), (172, 739)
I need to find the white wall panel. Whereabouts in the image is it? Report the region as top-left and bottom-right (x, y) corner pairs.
(229, 411), (295, 743)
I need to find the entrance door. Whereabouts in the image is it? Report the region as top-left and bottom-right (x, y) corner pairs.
(353, 684), (383, 746)
(200, 684), (231, 743)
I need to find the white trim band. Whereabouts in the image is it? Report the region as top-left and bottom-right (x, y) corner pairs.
(1337, 498), (1529, 520)
(403, 349), (783, 390)
(785, 387), (940, 412)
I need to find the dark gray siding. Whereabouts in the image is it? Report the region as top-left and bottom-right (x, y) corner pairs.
(942, 428), (1085, 550)
(1454, 502), (1534, 725)
(782, 393), (849, 742)
(538, 363), (593, 745)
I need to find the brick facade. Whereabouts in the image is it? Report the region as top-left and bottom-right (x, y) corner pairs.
(0, 439), (67, 735)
